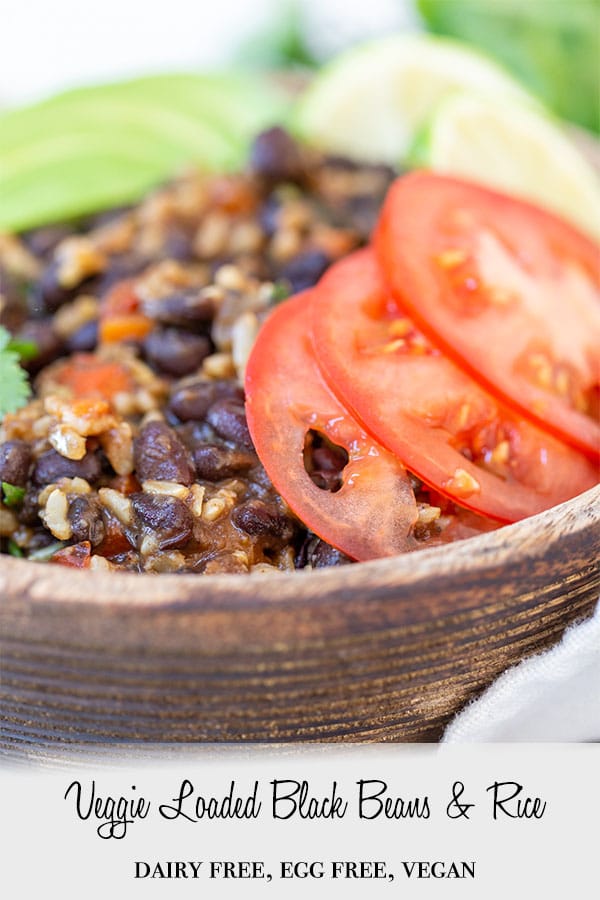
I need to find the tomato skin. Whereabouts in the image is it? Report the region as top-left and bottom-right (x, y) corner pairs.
(311, 249), (598, 522)
(245, 292), (420, 561)
(375, 172), (600, 459)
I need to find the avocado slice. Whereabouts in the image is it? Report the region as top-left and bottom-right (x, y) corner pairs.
(0, 73), (288, 231)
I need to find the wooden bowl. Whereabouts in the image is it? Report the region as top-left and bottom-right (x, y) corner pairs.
(1, 130), (599, 758)
(1, 484), (598, 754)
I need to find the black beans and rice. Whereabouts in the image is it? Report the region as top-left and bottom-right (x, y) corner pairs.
(0, 129), (484, 574)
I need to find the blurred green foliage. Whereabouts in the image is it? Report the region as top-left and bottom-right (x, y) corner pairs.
(418, 0), (600, 132)
(235, 1), (316, 70)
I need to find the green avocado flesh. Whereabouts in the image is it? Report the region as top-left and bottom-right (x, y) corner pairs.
(0, 73), (288, 232)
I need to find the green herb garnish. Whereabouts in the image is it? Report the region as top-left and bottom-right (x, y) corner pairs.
(7, 539), (24, 558)
(0, 325), (31, 417)
(270, 280), (292, 304)
(235, 0), (317, 70)
(28, 541), (67, 562)
(418, 0), (600, 132)
(2, 482), (26, 506)
(5, 337), (39, 361)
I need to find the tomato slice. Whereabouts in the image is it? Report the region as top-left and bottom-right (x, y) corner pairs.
(311, 249), (598, 522)
(375, 172), (600, 459)
(245, 291), (420, 560)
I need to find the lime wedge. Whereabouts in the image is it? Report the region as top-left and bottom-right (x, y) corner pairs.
(413, 92), (600, 239)
(293, 34), (536, 163)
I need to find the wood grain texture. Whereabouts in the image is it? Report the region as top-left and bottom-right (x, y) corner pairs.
(1, 485), (598, 755)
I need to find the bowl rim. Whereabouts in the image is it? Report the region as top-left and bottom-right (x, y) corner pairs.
(2, 483), (598, 614)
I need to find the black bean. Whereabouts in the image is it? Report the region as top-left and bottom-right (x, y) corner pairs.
(296, 535), (351, 568)
(312, 540), (351, 567)
(0, 440), (32, 487)
(303, 430), (348, 493)
(232, 499), (293, 540)
(259, 196), (281, 238)
(143, 289), (216, 327)
(33, 261), (75, 312)
(133, 421), (195, 485)
(163, 226), (195, 261)
(345, 194), (384, 240)
(32, 449), (101, 486)
(312, 444), (348, 473)
(18, 487), (41, 526)
(175, 420), (215, 446)
(68, 495), (106, 547)
(280, 250), (330, 293)
(0, 270), (28, 332)
(66, 318), (99, 353)
(26, 531), (58, 552)
(309, 470), (344, 492)
(16, 319), (64, 373)
(26, 286), (45, 319)
(192, 443), (255, 481)
(23, 225), (74, 259)
(94, 254), (147, 295)
(131, 493), (193, 550)
(143, 328), (211, 377)
(310, 442), (348, 491)
(249, 127), (306, 184)
(206, 397), (253, 449)
(168, 379), (243, 423)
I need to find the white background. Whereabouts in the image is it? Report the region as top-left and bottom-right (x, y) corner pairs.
(0, 0), (417, 107)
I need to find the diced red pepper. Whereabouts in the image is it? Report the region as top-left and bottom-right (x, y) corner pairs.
(51, 541), (92, 568)
(55, 353), (133, 400)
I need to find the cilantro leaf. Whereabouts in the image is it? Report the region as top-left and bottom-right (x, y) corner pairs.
(270, 280), (292, 304)
(7, 337), (39, 361)
(0, 325), (32, 417)
(2, 482), (26, 506)
(0, 325), (39, 360)
(7, 539), (24, 558)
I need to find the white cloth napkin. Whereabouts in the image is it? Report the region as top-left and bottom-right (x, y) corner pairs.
(443, 601), (600, 742)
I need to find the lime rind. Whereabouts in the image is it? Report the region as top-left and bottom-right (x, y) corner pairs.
(292, 33), (539, 163)
(415, 91), (600, 239)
